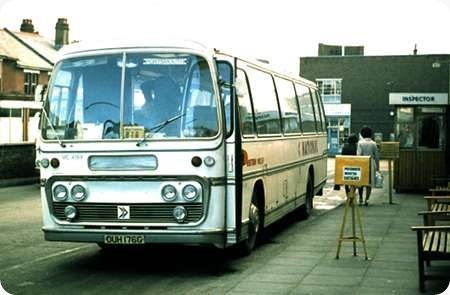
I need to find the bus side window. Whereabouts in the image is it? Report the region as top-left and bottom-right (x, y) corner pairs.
(236, 69), (255, 136)
(316, 90), (327, 132)
(246, 68), (281, 136)
(274, 76), (301, 134)
(216, 61), (233, 135)
(295, 83), (316, 133)
(310, 89), (325, 133)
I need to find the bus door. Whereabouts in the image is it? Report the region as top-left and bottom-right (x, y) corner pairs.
(216, 58), (243, 246)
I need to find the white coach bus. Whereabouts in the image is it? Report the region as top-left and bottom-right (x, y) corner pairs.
(37, 40), (327, 253)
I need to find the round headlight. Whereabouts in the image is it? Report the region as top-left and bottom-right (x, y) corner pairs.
(41, 158), (50, 168)
(53, 185), (68, 201)
(182, 184), (198, 201)
(64, 205), (77, 220)
(161, 184), (177, 202)
(71, 185), (87, 201)
(173, 206), (187, 223)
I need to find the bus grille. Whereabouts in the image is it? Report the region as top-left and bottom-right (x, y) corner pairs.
(52, 202), (203, 223)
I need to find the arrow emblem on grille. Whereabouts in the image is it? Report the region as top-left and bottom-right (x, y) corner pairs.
(117, 206), (130, 219)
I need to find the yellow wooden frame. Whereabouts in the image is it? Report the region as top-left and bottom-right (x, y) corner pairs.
(334, 155), (371, 186)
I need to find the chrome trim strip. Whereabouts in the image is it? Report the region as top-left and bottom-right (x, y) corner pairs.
(243, 154), (327, 180)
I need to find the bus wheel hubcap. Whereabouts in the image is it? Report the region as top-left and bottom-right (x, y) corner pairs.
(249, 203), (260, 235)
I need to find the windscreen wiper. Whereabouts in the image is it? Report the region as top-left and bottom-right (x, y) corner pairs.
(41, 107), (66, 148)
(136, 113), (186, 147)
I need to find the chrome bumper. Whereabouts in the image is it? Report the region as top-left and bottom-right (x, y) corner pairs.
(42, 226), (227, 247)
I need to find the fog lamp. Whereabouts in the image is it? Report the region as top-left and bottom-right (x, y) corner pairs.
(64, 205), (77, 221)
(173, 206), (187, 223)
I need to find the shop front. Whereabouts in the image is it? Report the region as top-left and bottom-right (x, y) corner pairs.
(390, 93), (449, 191)
(324, 104), (351, 156)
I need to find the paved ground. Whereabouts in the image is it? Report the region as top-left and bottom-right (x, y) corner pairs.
(1, 159), (449, 294)
(299, 159), (450, 294)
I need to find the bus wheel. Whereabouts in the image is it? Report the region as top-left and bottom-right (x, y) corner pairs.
(239, 195), (261, 255)
(299, 174), (313, 219)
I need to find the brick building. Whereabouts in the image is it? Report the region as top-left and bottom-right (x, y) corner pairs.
(300, 46), (450, 189)
(0, 18), (69, 184)
(300, 46), (449, 153)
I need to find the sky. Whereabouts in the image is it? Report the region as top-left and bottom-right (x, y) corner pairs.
(1, 0), (450, 73)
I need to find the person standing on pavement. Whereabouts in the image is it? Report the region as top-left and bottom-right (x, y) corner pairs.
(357, 126), (380, 206)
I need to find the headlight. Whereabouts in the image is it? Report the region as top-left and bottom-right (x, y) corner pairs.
(182, 184), (198, 201)
(161, 184), (177, 202)
(53, 185), (68, 201)
(71, 185), (87, 201)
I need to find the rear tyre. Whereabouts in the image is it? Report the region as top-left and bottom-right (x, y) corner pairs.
(299, 174), (313, 219)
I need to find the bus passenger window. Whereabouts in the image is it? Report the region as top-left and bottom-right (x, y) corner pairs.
(246, 68), (281, 135)
(217, 61), (233, 135)
(295, 83), (316, 133)
(310, 90), (323, 132)
(274, 77), (301, 134)
(316, 90), (327, 132)
(236, 69), (255, 136)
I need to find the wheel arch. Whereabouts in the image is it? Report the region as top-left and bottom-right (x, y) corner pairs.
(252, 179), (265, 227)
(308, 164), (315, 191)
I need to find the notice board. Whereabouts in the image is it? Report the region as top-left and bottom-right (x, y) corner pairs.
(335, 155), (371, 186)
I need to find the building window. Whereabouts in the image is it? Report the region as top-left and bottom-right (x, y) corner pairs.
(316, 78), (342, 104)
(24, 72), (38, 95)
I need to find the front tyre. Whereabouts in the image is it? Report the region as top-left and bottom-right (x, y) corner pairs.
(238, 194), (261, 255)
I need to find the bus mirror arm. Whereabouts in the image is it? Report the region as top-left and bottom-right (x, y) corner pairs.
(219, 79), (233, 88)
(34, 84), (47, 102)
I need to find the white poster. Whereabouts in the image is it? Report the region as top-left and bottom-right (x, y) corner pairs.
(343, 166), (361, 181)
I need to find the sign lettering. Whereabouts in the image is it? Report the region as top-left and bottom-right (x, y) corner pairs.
(302, 140), (318, 156)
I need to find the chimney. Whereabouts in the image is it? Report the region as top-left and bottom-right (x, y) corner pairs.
(413, 44), (418, 55)
(318, 43), (342, 56)
(55, 18), (69, 49)
(344, 46), (364, 56)
(20, 19), (34, 33)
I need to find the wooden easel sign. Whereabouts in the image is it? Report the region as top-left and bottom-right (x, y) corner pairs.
(334, 155), (370, 260)
(334, 155), (371, 186)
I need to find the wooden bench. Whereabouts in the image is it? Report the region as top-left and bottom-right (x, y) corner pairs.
(418, 196), (450, 225)
(429, 188), (450, 196)
(411, 225), (450, 292)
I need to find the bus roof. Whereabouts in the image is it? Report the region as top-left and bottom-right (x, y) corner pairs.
(216, 49), (317, 88)
(56, 39), (214, 61)
(56, 39), (317, 89)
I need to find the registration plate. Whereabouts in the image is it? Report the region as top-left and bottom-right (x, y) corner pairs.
(104, 234), (145, 245)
